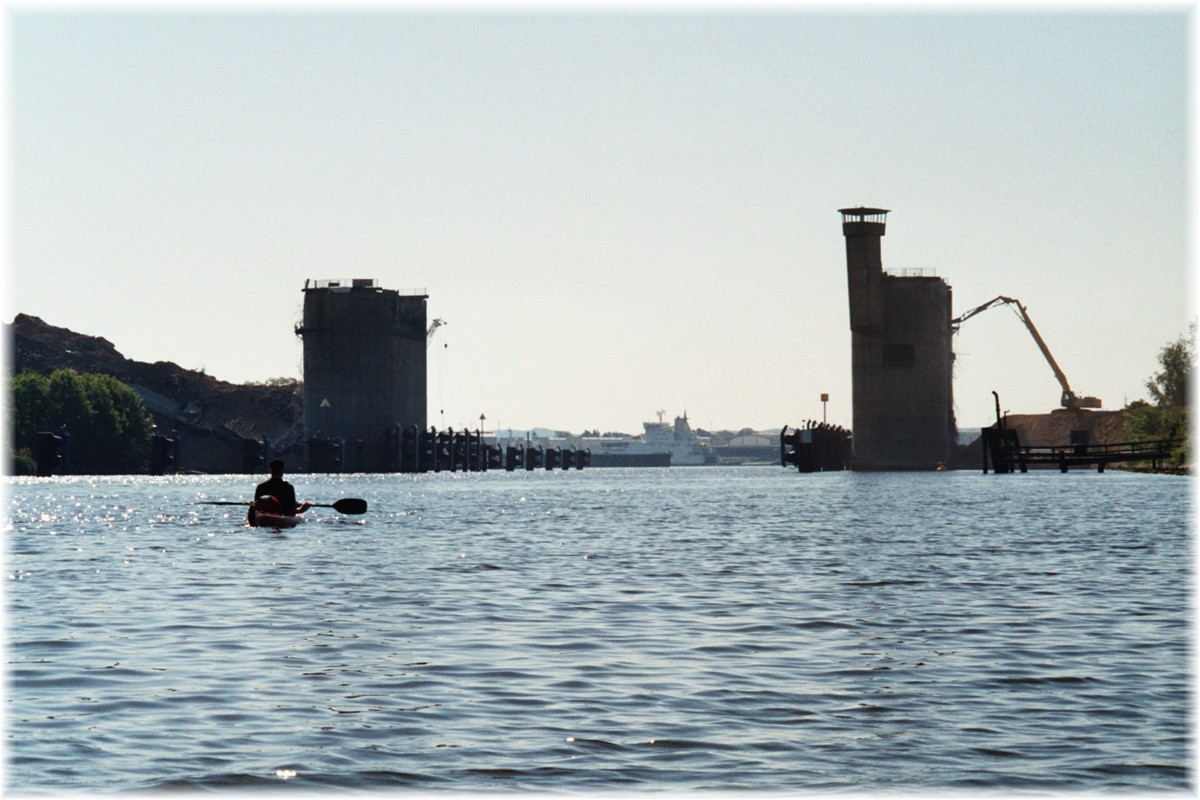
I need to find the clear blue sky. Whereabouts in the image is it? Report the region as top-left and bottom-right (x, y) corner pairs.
(8, 5), (1192, 434)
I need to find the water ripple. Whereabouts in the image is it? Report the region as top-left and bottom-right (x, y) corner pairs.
(6, 469), (1191, 793)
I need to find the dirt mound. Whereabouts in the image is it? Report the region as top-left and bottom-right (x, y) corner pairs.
(999, 408), (1129, 447)
(8, 314), (303, 449)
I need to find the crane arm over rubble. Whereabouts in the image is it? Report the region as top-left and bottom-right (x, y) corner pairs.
(952, 296), (1101, 410)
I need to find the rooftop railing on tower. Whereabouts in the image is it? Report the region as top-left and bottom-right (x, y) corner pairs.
(885, 267), (938, 278)
(839, 207), (890, 224)
(302, 279), (427, 296)
(304, 278), (378, 290)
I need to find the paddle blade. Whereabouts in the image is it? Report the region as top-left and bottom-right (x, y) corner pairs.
(329, 498), (368, 515)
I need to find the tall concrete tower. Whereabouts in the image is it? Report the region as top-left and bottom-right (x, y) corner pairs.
(297, 279), (427, 472)
(841, 208), (956, 469)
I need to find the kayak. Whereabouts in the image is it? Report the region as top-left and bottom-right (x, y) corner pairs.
(247, 507), (304, 529)
(197, 497), (365, 525)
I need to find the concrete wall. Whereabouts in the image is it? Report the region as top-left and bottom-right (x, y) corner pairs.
(299, 282), (427, 472)
(843, 209), (956, 470)
(143, 412), (252, 474)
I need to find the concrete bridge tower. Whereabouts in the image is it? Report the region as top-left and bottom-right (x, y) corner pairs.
(296, 279), (427, 472)
(841, 208), (956, 469)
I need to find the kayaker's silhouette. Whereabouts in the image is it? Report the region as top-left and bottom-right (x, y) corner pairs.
(250, 459), (312, 523)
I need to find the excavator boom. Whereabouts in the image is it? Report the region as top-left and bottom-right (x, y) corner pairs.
(952, 296), (1101, 410)
(426, 318), (446, 345)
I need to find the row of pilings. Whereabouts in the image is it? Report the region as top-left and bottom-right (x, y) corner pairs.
(780, 421), (853, 472)
(33, 427), (185, 477)
(391, 426), (591, 473)
(306, 425), (593, 474)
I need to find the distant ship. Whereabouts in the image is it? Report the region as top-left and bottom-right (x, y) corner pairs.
(578, 440), (672, 468)
(582, 411), (717, 467)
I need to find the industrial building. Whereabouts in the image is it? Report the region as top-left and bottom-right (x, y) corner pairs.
(295, 279), (428, 472)
(841, 208), (957, 469)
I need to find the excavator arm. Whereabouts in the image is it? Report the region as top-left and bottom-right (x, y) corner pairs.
(427, 318), (446, 346)
(952, 296), (1101, 410)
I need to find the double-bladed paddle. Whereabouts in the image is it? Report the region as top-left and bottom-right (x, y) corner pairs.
(197, 498), (368, 515)
(308, 498), (368, 514)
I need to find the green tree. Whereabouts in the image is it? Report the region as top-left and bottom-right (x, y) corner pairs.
(78, 373), (153, 472)
(11, 451), (36, 475)
(105, 375), (154, 472)
(1124, 327), (1194, 468)
(10, 369), (154, 474)
(11, 370), (51, 450)
(1146, 324), (1194, 409)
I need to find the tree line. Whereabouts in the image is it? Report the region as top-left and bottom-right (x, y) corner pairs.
(11, 369), (154, 475)
(1123, 324), (1192, 469)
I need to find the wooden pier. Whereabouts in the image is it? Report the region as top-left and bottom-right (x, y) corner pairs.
(981, 428), (1177, 474)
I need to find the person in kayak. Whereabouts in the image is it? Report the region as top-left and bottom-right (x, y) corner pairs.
(250, 459), (312, 521)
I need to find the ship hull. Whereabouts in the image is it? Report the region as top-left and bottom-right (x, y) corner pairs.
(587, 452), (672, 468)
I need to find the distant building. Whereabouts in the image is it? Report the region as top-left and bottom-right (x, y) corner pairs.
(728, 434), (774, 448)
(840, 208), (956, 469)
(295, 279), (428, 472)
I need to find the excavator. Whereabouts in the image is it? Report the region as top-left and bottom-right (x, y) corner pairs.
(952, 296), (1102, 410)
(426, 318), (446, 346)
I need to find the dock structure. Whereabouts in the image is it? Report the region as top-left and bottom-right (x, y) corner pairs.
(841, 208), (957, 470)
(295, 279), (428, 473)
(390, 425), (590, 473)
(981, 427), (1178, 473)
(780, 422), (852, 472)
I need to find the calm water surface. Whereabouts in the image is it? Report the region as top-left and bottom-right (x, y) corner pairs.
(6, 467), (1192, 792)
